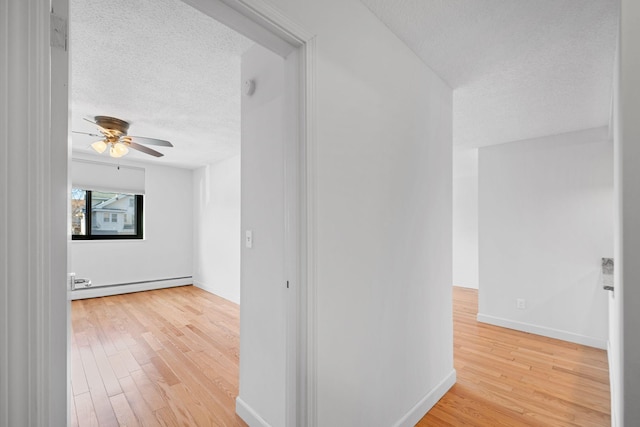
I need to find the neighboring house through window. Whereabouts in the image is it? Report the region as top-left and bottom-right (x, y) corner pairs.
(71, 188), (143, 240)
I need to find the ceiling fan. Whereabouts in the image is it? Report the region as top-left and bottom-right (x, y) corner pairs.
(73, 116), (173, 158)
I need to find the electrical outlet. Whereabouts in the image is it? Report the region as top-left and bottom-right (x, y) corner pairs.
(516, 298), (526, 310)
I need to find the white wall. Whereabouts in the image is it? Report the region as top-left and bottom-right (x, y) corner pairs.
(614, 1), (640, 424)
(478, 127), (612, 349)
(241, 1), (455, 426)
(71, 154), (193, 287)
(238, 44), (288, 427)
(193, 156), (241, 304)
(453, 148), (479, 288)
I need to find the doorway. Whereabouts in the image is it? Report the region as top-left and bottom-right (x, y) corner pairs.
(55, 0), (314, 425)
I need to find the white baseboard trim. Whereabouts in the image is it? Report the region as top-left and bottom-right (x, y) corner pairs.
(453, 283), (479, 290)
(193, 281), (240, 305)
(477, 313), (607, 349)
(392, 369), (457, 427)
(70, 277), (192, 300)
(607, 340), (618, 427)
(235, 371), (456, 427)
(236, 397), (272, 427)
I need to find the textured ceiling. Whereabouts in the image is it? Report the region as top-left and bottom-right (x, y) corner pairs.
(70, 0), (253, 168)
(360, 0), (619, 147)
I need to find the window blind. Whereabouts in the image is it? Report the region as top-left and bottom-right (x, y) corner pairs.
(71, 158), (146, 194)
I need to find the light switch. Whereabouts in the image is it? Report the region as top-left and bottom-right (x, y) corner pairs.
(245, 230), (253, 248)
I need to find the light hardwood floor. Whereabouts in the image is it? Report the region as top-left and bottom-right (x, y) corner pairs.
(71, 285), (610, 426)
(417, 287), (610, 426)
(71, 286), (247, 427)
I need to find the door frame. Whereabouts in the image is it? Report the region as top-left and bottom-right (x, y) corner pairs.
(181, 1), (316, 425)
(44, 1), (317, 426)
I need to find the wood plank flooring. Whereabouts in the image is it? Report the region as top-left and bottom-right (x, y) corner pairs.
(71, 285), (246, 427)
(417, 287), (611, 426)
(71, 285), (610, 426)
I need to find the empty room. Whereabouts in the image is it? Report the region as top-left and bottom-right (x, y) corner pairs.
(67, 0), (295, 425)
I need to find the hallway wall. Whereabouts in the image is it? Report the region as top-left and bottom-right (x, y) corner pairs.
(453, 148), (479, 288)
(478, 127), (612, 349)
(251, 1), (455, 425)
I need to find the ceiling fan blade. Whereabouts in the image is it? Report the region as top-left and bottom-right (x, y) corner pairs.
(72, 130), (102, 137)
(127, 141), (164, 157)
(127, 135), (173, 147)
(83, 117), (110, 134)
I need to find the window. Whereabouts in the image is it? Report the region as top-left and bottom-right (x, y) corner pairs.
(71, 188), (143, 240)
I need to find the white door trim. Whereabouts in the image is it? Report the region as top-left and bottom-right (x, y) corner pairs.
(182, 2), (317, 425)
(1, 0), (70, 426)
(201, 3), (317, 425)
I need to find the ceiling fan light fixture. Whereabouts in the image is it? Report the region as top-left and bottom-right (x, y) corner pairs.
(91, 140), (107, 154)
(115, 142), (129, 156)
(110, 142), (129, 158)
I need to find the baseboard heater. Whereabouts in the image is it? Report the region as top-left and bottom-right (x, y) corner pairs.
(70, 276), (193, 300)
(72, 277), (92, 289)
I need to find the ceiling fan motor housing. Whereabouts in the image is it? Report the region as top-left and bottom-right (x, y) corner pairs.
(94, 116), (130, 135)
